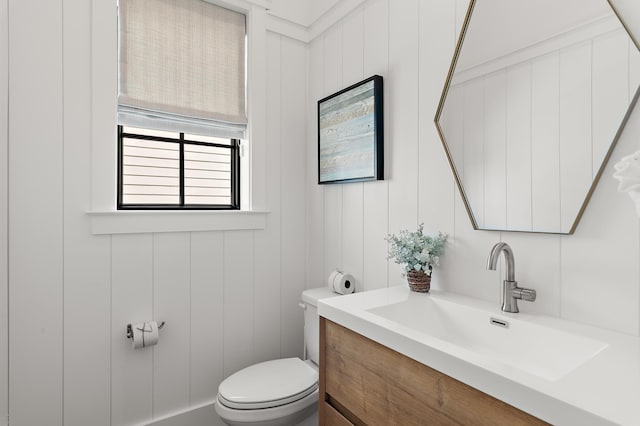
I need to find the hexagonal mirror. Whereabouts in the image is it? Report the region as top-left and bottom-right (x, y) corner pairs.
(435, 0), (640, 234)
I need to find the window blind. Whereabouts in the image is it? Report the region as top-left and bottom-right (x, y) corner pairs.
(118, 0), (247, 139)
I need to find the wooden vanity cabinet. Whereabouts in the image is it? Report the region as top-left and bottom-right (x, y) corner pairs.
(319, 317), (548, 426)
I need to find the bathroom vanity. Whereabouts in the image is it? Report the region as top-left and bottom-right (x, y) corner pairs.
(318, 287), (640, 425)
(319, 318), (545, 425)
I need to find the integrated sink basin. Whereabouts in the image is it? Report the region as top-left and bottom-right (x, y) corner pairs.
(367, 294), (608, 381)
(319, 286), (640, 425)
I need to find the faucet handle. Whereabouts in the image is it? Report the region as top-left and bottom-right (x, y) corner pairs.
(513, 287), (536, 302)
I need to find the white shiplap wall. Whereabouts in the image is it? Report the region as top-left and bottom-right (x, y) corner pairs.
(6, 1), (307, 425)
(306, 0), (640, 336)
(0, 0), (7, 425)
(9, 1), (64, 426)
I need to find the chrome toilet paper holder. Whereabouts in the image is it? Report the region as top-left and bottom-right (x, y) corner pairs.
(126, 321), (166, 339)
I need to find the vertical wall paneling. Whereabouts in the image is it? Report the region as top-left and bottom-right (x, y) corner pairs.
(223, 231), (255, 377)
(323, 24), (344, 94)
(441, 86), (464, 182)
(462, 79), (485, 228)
(341, 8), (364, 86)
(387, 0), (420, 283)
(559, 5), (640, 336)
(630, 39), (640, 97)
(630, 38), (640, 336)
(531, 53), (561, 232)
(341, 9), (365, 292)
(630, 40), (640, 344)
(361, 0), (389, 291)
(0, 0), (8, 423)
(248, 5), (268, 211)
(630, 36), (640, 338)
(153, 233), (191, 418)
(190, 232), (224, 406)
(482, 70), (507, 230)
(560, 120), (640, 335)
(559, 41), (592, 232)
(635, 36), (640, 337)
(63, 0), (112, 424)
(280, 37), (308, 358)
(91, 0), (117, 211)
(306, 0), (640, 336)
(417, 0), (456, 243)
(560, 23), (640, 334)
(440, 85), (470, 231)
(8, 0), (64, 424)
(505, 233), (562, 317)
(448, 191), (502, 301)
(306, 37), (325, 289)
(434, 0), (501, 302)
(505, 63), (533, 231)
(322, 25), (344, 281)
(341, 189), (364, 293)
(592, 29), (629, 175)
(253, 31), (282, 363)
(111, 234), (153, 426)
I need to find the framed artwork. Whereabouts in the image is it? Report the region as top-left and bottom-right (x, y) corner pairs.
(318, 75), (383, 184)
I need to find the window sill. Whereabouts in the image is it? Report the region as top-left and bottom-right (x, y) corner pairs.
(87, 210), (268, 235)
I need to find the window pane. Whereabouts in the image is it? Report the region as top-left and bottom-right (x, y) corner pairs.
(118, 127), (237, 208)
(122, 137), (180, 205)
(184, 178), (230, 188)
(183, 169), (229, 180)
(184, 143), (232, 205)
(183, 150), (230, 163)
(123, 165), (180, 178)
(124, 138), (180, 151)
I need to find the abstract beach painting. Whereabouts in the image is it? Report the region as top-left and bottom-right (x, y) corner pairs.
(318, 75), (383, 184)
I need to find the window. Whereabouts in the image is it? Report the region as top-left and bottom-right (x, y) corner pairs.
(117, 0), (246, 209)
(118, 126), (240, 209)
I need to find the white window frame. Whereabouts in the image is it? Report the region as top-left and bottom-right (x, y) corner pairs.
(88, 0), (269, 234)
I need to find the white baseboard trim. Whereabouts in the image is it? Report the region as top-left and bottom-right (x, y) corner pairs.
(143, 401), (225, 426)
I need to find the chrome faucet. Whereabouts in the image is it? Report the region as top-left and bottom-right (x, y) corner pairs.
(486, 242), (536, 313)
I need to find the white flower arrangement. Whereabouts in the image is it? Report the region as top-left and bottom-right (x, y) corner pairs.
(386, 224), (447, 276)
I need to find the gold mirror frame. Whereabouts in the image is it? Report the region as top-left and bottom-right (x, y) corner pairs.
(434, 0), (640, 234)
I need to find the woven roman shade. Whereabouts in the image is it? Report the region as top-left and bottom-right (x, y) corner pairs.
(118, 0), (247, 139)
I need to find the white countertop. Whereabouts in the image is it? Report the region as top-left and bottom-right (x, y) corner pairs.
(318, 286), (640, 426)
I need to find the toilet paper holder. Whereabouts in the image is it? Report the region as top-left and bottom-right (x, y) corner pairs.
(126, 321), (165, 339)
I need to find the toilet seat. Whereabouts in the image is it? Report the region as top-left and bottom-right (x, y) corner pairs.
(218, 358), (318, 410)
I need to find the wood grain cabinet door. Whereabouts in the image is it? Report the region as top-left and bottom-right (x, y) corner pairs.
(319, 318), (548, 426)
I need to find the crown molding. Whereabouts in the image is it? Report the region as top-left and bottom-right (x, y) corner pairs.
(264, 0), (365, 43)
(308, 0), (365, 41)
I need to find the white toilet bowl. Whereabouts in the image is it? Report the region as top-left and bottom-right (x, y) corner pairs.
(215, 358), (318, 426)
(215, 288), (337, 426)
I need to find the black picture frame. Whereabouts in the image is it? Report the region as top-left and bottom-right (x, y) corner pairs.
(317, 75), (384, 184)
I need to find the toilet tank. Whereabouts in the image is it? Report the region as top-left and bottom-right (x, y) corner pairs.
(301, 287), (340, 365)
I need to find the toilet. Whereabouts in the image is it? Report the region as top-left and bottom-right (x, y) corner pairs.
(215, 287), (338, 426)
